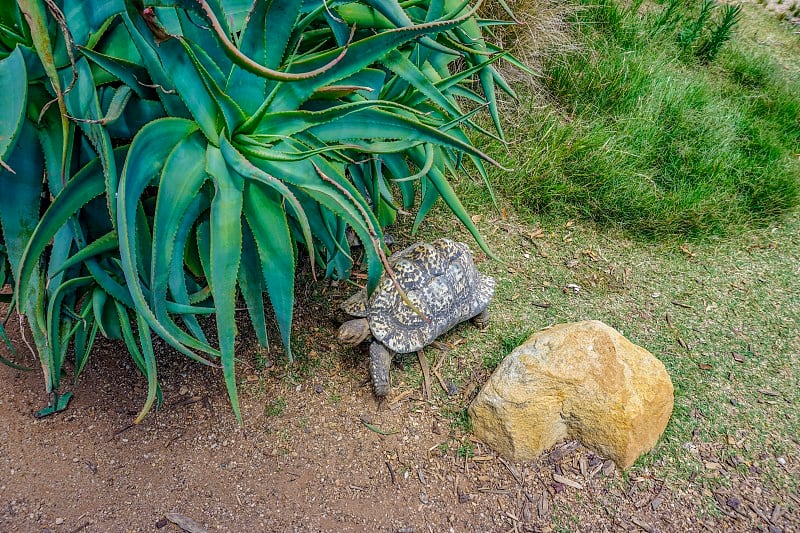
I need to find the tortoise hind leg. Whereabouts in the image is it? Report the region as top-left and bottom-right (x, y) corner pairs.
(369, 342), (394, 397)
(471, 308), (490, 329)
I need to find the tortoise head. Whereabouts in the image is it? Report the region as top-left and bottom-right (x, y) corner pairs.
(337, 318), (371, 346)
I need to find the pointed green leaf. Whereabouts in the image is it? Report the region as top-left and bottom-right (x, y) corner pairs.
(243, 181), (295, 359)
(0, 46), (27, 168)
(205, 145), (244, 422)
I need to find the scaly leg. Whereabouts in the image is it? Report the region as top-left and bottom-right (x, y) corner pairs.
(369, 342), (394, 397)
(471, 308), (490, 329)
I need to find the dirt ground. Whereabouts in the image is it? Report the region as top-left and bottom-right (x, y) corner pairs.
(2, 3), (799, 531)
(0, 291), (797, 533)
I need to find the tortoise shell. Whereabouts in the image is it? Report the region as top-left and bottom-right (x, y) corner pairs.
(340, 238), (495, 353)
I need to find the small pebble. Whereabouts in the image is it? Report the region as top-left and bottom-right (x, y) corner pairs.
(55, 518), (64, 525)
(777, 457), (786, 465)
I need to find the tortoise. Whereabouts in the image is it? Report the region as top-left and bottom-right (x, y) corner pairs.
(337, 238), (496, 396)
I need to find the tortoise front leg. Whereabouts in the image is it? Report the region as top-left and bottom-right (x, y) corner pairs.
(369, 342), (394, 397)
(471, 308), (490, 329)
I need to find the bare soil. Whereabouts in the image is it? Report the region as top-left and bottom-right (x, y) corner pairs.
(1, 290), (797, 533)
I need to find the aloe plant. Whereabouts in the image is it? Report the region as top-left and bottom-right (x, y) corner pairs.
(0, 0), (519, 421)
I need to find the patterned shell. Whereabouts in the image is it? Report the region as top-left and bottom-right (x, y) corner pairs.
(340, 238), (496, 354)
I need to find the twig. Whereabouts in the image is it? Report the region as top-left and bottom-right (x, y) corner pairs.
(385, 461), (397, 484)
(418, 350), (432, 400)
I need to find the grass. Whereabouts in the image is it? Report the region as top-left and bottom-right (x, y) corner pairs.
(409, 205), (799, 501)
(239, 0), (799, 519)
(486, 0), (800, 240)
(394, 2), (800, 504)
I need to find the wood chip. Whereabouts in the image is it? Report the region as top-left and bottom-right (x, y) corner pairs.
(417, 466), (427, 486)
(631, 516), (655, 533)
(387, 389), (414, 407)
(477, 487), (511, 495)
(165, 513), (208, 533)
(579, 455), (588, 477)
(671, 300), (693, 309)
(588, 463), (603, 480)
(552, 473), (583, 490)
(537, 490), (549, 517)
(651, 496), (664, 510)
(732, 352), (746, 363)
(758, 389), (780, 397)
(548, 440), (579, 463)
(749, 502), (775, 525)
(499, 458), (523, 485)
(602, 460), (616, 477)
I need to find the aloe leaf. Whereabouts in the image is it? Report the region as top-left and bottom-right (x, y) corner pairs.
(205, 145), (243, 421)
(92, 285), (120, 340)
(226, 0), (303, 113)
(117, 117), (218, 361)
(18, 0), (71, 183)
(134, 311), (158, 423)
(237, 224), (268, 349)
(79, 46), (154, 99)
(425, 164), (496, 259)
(336, 3), (394, 29)
(63, 57), (119, 219)
(269, 15), (482, 112)
(186, 0), (348, 82)
(382, 49), (462, 119)
(243, 181), (295, 359)
(46, 276), (94, 389)
(307, 107), (501, 167)
(220, 136), (316, 275)
(278, 155), (385, 292)
(73, 297), (98, 382)
(120, 6), (188, 117)
(4, 121), (46, 301)
(359, 0), (462, 56)
(249, 100), (402, 137)
(179, 38), (244, 133)
(169, 194), (212, 343)
(150, 132), (207, 319)
(380, 153), (415, 209)
(50, 231), (118, 277)
(0, 46), (26, 170)
(154, 39), (219, 144)
(62, 0), (124, 47)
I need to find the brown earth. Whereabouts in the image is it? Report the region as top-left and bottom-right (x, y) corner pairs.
(1, 287), (797, 533)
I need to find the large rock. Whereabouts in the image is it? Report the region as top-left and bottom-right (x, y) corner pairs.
(469, 320), (673, 469)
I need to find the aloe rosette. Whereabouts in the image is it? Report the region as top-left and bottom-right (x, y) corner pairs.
(0, 0), (520, 420)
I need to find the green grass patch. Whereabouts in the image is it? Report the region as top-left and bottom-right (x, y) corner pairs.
(491, 0), (800, 239)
